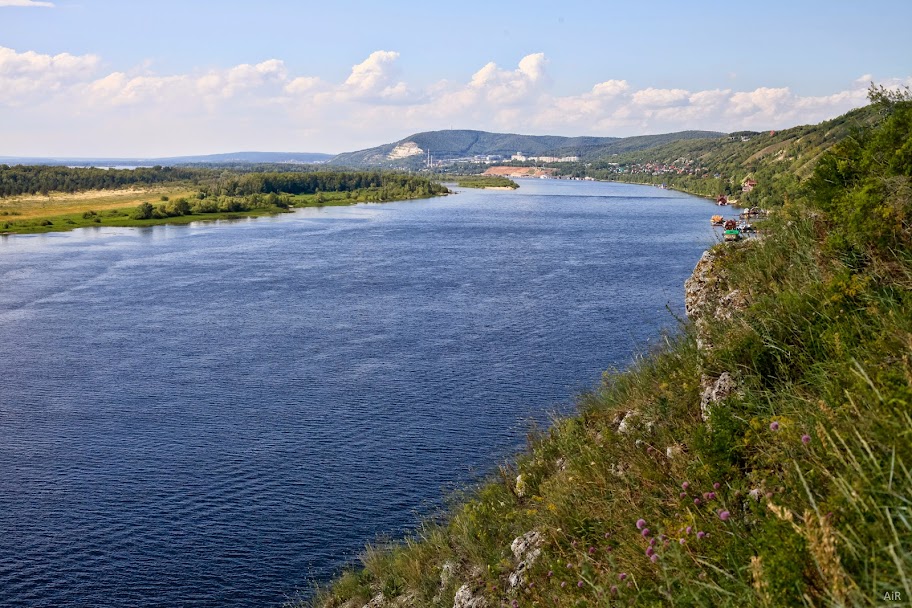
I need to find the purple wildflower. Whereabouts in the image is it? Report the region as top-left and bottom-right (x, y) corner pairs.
(547, 571), (553, 577)
(770, 421), (780, 431)
(694, 498), (702, 505)
(512, 601), (518, 608)
(680, 492), (687, 498)
(802, 434), (811, 445)
(713, 482), (721, 490)
(604, 532), (611, 539)
(679, 538), (686, 545)
(685, 526), (692, 534)
(646, 546), (654, 557)
(588, 546), (596, 554)
(561, 581), (566, 588)
(610, 585), (618, 595)
(636, 518), (646, 530)
(618, 573), (627, 581)
(577, 580), (584, 588)
(719, 510), (731, 521)
(649, 538), (656, 547)
(682, 481), (690, 490)
(697, 531), (707, 539)
(641, 528), (650, 537)
(650, 554), (659, 563)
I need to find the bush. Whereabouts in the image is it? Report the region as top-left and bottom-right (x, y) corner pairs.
(132, 202), (154, 220)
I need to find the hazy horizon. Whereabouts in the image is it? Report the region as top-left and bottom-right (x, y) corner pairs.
(2, 0), (910, 157)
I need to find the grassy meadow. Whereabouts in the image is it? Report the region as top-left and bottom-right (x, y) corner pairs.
(0, 187), (446, 235)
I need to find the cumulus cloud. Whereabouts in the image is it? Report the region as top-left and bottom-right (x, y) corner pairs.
(0, 46), (99, 104)
(0, 0), (54, 7)
(339, 50), (410, 101)
(0, 45), (908, 156)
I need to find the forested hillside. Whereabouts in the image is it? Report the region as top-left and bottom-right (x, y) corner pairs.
(328, 129), (723, 168)
(556, 105), (883, 208)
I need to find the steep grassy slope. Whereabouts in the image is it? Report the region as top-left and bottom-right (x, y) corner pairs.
(301, 92), (912, 608)
(561, 105), (883, 208)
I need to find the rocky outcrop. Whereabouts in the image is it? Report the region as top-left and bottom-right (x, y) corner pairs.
(508, 530), (543, 589)
(686, 246), (751, 420)
(363, 593), (386, 608)
(453, 584), (487, 608)
(699, 371), (738, 420)
(685, 248), (748, 353)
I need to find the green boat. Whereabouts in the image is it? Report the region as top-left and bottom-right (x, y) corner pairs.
(724, 229), (741, 242)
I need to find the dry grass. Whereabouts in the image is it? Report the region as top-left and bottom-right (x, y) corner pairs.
(0, 187), (196, 219)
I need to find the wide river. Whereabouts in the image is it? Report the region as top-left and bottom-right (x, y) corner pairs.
(0, 180), (713, 607)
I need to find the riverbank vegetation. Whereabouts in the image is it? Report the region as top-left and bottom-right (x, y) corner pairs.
(301, 88), (912, 607)
(0, 170), (448, 234)
(446, 175), (519, 189)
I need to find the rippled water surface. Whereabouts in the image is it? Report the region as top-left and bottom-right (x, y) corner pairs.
(0, 180), (713, 606)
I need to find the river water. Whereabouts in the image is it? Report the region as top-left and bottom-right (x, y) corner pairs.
(0, 180), (713, 606)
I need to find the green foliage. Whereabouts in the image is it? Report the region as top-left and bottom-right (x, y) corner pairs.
(0, 165), (212, 198)
(448, 175), (519, 189)
(300, 94), (912, 608)
(132, 202), (154, 220)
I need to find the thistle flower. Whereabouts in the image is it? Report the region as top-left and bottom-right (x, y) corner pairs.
(694, 498), (702, 505)
(641, 528), (650, 537)
(697, 531), (707, 539)
(802, 434), (811, 444)
(588, 546), (595, 554)
(682, 481), (690, 490)
(646, 546), (654, 557)
(577, 581), (584, 588)
(650, 554), (659, 563)
(719, 510), (731, 521)
(636, 518), (646, 530)
(770, 421), (780, 431)
(685, 526), (692, 534)
(618, 573), (627, 581)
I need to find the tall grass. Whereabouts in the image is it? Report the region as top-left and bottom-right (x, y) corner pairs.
(301, 93), (912, 608)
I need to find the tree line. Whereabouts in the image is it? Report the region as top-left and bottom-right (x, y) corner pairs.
(0, 165), (213, 197)
(0, 165), (447, 199)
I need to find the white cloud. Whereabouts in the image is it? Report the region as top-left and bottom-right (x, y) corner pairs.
(0, 46), (99, 104)
(340, 50), (410, 101)
(0, 45), (908, 156)
(0, 0), (54, 7)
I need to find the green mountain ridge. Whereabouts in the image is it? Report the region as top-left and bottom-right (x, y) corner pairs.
(327, 129), (725, 168)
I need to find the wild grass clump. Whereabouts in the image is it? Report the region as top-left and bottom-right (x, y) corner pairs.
(301, 89), (912, 608)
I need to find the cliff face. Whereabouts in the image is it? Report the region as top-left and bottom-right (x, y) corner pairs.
(683, 245), (750, 420)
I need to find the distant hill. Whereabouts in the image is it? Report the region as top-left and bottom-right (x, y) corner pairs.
(0, 151), (334, 167)
(327, 129), (724, 167)
(567, 104), (883, 206)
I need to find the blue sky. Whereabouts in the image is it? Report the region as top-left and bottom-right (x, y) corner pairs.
(1, 0), (910, 156)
